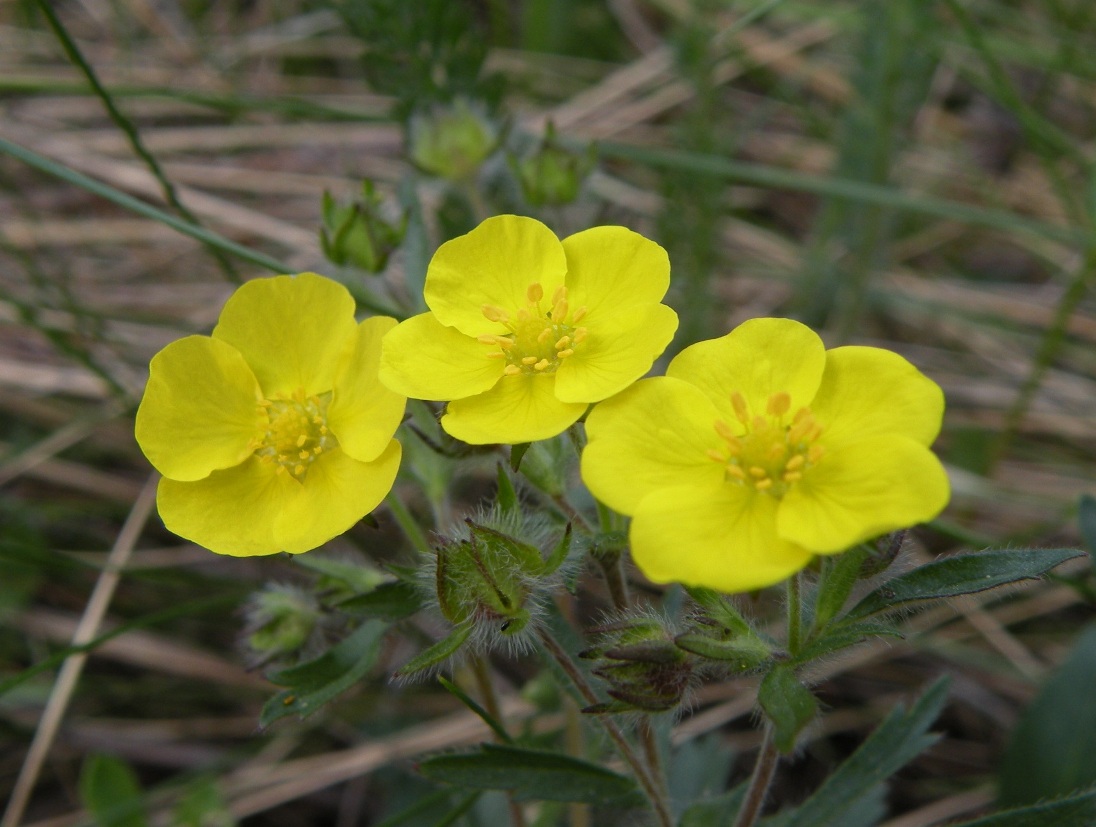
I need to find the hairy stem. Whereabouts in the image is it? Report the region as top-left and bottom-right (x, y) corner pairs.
(732, 726), (780, 827)
(536, 629), (673, 827)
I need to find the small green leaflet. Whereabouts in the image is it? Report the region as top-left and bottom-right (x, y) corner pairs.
(945, 788), (1096, 827)
(79, 755), (148, 827)
(260, 620), (386, 727)
(758, 665), (817, 754)
(418, 743), (640, 805)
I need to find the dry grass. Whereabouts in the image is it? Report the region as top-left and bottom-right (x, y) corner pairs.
(1, 1), (1095, 825)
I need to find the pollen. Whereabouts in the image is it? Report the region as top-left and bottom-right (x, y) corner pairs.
(252, 387), (336, 480)
(709, 390), (825, 497)
(476, 282), (589, 376)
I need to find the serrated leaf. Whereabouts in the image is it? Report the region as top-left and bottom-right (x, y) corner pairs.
(418, 743), (639, 804)
(338, 581), (424, 621)
(79, 755), (148, 827)
(946, 789), (1096, 827)
(844, 548), (1083, 622)
(811, 546), (870, 633)
(394, 622), (474, 679)
(260, 620), (386, 726)
(758, 665), (817, 754)
(778, 677), (948, 827)
(999, 625), (1096, 807)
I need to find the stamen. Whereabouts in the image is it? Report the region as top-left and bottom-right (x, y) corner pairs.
(572, 327), (588, 343)
(766, 392), (791, 417)
(731, 392), (750, 425)
(554, 335), (571, 349)
(533, 359), (550, 371)
(504, 365), (521, 376)
(551, 286), (567, 305)
(522, 356), (538, 365)
(537, 328), (552, 344)
(552, 298), (569, 320)
(557, 348), (574, 359)
(748, 466), (768, 479)
(572, 306), (588, 322)
(482, 304), (509, 323)
(527, 282), (544, 303)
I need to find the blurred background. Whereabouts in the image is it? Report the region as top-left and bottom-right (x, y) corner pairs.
(1, 1), (1095, 825)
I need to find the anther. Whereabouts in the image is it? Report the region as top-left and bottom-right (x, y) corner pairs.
(478, 335), (499, 344)
(522, 356), (538, 365)
(551, 286), (567, 305)
(572, 327), (588, 343)
(485, 351), (506, 359)
(785, 455), (805, 471)
(706, 449), (726, 463)
(572, 306), (588, 322)
(552, 298), (569, 320)
(537, 328), (552, 344)
(557, 348), (574, 359)
(296, 434), (307, 447)
(766, 392), (791, 417)
(533, 359), (550, 371)
(504, 365), (521, 376)
(748, 466), (768, 479)
(527, 282), (544, 303)
(808, 444), (826, 463)
(555, 335), (571, 349)
(731, 392), (750, 425)
(755, 478), (774, 491)
(482, 304), (509, 323)
(726, 465), (747, 480)
(783, 471), (803, 483)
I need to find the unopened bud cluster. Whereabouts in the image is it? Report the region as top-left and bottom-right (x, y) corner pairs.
(409, 99), (500, 181)
(320, 181), (406, 273)
(509, 123), (596, 207)
(581, 615), (694, 713)
(243, 584), (320, 662)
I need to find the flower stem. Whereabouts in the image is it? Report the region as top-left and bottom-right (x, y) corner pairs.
(385, 490), (431, 554)
(732, 726), (780, 827)
(471, 658), (527, 827)
(536, 628), (673, 827)
(786, 572), (803, 655)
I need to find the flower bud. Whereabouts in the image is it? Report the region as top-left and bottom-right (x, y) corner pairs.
(319, 181), (407, 273)
(244, 584), (320, 661)
(580, 614), (694, 713)
(429, 510), (570, 653)
(509, 123), (596, 207)
(409, 99), (500, 181)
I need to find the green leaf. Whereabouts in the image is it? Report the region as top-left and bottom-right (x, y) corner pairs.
(418, 743), (639, 804)
(541, 523), (572, 576)
(293, 554), (390, 593)
(510, 442), (531, 471)
(792, 621), (902, 666)
(999, 624), (1096, 807)
(946, 789), (1096, 827)
(674, 632), (772, 671)
(172, 777), (236, 827)
(843, 548), (1084, 622)
(338, 581), (424, 621)
(496, 462), (519, 515)
(437, 674), (513, 744)
(79, 755), (148, 827)
(394, 622), (474, 679)
(260, 620), (386, 727)
(685, 587), (754, 637)
(758, 665), (817, 754)
(777, 677), (948, 827)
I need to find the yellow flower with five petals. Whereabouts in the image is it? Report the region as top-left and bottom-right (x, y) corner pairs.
(379, 215), (678, 444)
(135, 274), (405, 556)
(581, 317), (950, 593)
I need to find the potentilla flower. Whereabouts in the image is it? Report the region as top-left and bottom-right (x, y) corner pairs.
(580, 317), (950, 593)
(135, 274), (405, 557)
(378, 215), (678, 444)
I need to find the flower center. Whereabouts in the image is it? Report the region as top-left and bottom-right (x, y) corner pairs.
(707, 391), (826, 497)
(478, 283), (588, 376)
(252, 388), (336, 479)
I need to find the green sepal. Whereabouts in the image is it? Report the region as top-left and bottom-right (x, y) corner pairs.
(260, 620), (386, 726)
(843, 548), (1084, 622)
(943, 789), (1096, 827)
(337, 580), (424, 621)
(758, 665), (817, 754)
(541, 522), (572, 576)
(685, 587), (754, 637)
(510, 442), (531, 471)
(417, 743), (640, 805)
(674, 631), (772, 671)
(810, 545), (870, 634)
(393, 622), (474, 680)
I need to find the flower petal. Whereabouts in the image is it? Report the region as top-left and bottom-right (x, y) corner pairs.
(777, 435), (950, 553)
(811, 346), (944, 450)
(441, 373), (586, 444)
(560, 225), (671, 321)
(328, 316), (407, 463)
(581, 377), (724, 515)
(555, 303), (678, 403)
(379, 311), (504, 400)
(156, 458), (299, 556)
(424, 215), (568, 336)
(631, 483), (814, 593)
(212, 273), (357, 397)
(135, 335), (263, 482)
(667, 318), (826, 423)
(275, 441), (402, 553)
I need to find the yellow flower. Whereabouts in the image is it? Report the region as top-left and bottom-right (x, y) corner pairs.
(379, 215), (678, 444)
(581, 318), (950, 593)
(134, 274), (405, 557)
